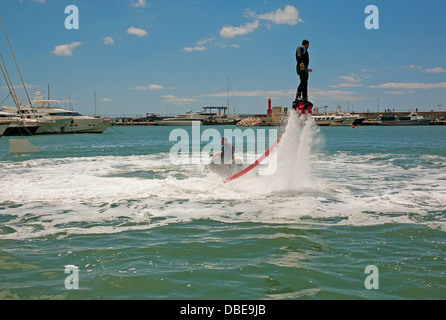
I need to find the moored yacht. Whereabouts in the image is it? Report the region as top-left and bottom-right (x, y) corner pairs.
(314, 105), (365, 127)
(328, 114), (357, 126)
(333, 111), (365, 126)
(155, 110), (203, 126)
(0, 110), (40, 136)
(312, 114), (346, 126)
(156, 106), (241, 126)
(379, 111), (430, 126)
(0, 122), (10, 136)
(2, 105), (71, 134)
(34, 107), (111, 133)
(31, 92), (110, 133)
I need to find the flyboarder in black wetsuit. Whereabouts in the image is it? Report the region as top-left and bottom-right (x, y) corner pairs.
(293, 39), (313, 114)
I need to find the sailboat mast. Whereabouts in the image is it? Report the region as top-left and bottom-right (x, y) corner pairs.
(0, 52), (21, 111)
(0, 15), (33, 109)
(226, 76), (230, 116)
(94, 90), (98, 115)
(226, 76), (237, 116)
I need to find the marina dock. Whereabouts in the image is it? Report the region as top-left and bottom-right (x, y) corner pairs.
(106, 110), (446, 127)
(353, 111), (446, 126)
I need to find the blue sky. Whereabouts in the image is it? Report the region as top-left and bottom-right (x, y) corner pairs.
(0, 0), (445, 116)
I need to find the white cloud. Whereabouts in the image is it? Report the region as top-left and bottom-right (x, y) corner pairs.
(182, 38), (214, 52)
(182, 46), (208, 52)
(129, 84), (165, 91)
(0, 83), (38, 90)
(131, 0), (147, 8)
(220, 20), (259, 38)
(398, 65), (446, 73)
(254, 5), (303, 25)
(183, 37), (241, 52)
(216, 43), (240, 49)
(424, 67), (446, 74)
(383, 90), (415, 95)
(202, 89), (293, 99)
(195, 6), (301, 50)
(52, 42), (83, 56)
(99, 98), (113, 102)
(20, 0), (46, 4)
(369, 82), (446, 89)
(338, 75), (360, 83)
(400, 64), (422, 70)
(201, 87), (369, 102)
(161, 95), (198, 105)
(310, 88), (370, 102)
(331, 83), (362, 88)
(331, 73), (364, 88)
(195, 37), (215, 46)
(127, 26), (148, 37)
(103, 37), (114, 45)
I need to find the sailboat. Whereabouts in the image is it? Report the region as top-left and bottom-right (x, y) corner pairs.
(201, 76), (241, 125)
(222, 76), (241, 124)
(0, 16), (64, 135)
(1, 17), (110, 135)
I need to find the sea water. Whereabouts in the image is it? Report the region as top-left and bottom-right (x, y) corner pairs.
(0, 119), (445, 300)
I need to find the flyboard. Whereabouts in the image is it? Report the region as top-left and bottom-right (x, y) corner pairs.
(223, 99), (313, 183)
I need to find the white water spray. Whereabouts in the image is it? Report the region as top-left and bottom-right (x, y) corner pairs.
(226, 111), (320, 194)
(268, 111), (319, 191)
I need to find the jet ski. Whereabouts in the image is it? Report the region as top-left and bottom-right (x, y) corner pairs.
(207, 153), (245, 177)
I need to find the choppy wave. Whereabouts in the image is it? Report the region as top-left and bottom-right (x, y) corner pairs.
(1, 115), (446, 240)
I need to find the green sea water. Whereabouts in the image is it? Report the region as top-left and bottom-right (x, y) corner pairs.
(0, 119), (445, 300)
